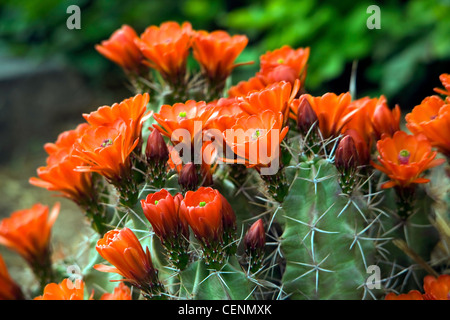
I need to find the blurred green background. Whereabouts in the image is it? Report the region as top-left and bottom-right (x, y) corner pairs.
(0, 0), (449, 290)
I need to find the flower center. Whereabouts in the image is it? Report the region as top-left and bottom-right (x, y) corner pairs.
(251, 129), (261, 141)
(430, 115), (437, 120)
(398, 149), (411, 164)
(101, 138), (113, 148)
(198, 201), (206, 207)
(178, 111), (187, 118)
(277, 58), (284, 64)
(154, 200), (159, 205)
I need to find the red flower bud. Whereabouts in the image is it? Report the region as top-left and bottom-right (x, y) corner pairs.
(244, 219), (265, 252)
(178, 162), (199, 192)
(294, 96), (318, 135)
(335, 135), (359, 172)
(146, 129), (169, 164)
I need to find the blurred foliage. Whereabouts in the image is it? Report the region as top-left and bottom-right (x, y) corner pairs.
(0, 0), (449, 108)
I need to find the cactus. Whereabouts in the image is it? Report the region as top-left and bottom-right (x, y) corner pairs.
(3, 21), (449, 301)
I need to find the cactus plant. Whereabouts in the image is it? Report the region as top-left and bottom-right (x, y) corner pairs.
(1, 21), (449, 302)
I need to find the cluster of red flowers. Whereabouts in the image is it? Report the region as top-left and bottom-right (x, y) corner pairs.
(385, 274), (450, 300)
(1, 20), (449, 301)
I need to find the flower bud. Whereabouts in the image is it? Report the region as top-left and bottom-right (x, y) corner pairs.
(296, 96), (318, 135)
(146, 129), (169, 164)
(335, 135), (359, 172)
(244, 219), (266, 274)
(178, 162), (199, 192)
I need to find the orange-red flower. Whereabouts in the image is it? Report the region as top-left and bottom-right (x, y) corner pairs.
(371, 97), (401, 140)
(153, 100), (217, 148)
(100, 282), (132, 300)
(0, 254), (25, 300)
(384, 290), (424, 300)
(74, 121), (139, 183)
(94, 228), (162, 297)
(406, 95), (450, 158)
(83, 93), (151, 142)
(179, 187), (225, 243)
(371, 131), (445, 189)
(96, 25), (145, 74)
(238, 80), (300, 123)
(0, 203), (59, 267)
(228, 75), (267, 98)
(291, 92), (356, 140)
(141, 189), (187, 241)
(222, 110), (289, 172)
(137, 21), (193, 85)
(29, 123), (94, 205)
(259, 45), (310, 87)
(434, 73), (450, 98)
(192, 30), (248, 83)
(423, 274), (450, 300)
(34, 279), (87, 300)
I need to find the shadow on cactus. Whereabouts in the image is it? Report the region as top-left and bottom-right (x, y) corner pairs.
(1, 21), (449, 301)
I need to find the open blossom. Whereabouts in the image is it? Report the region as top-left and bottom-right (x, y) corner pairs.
(228, 75), (267, 98)
(237, 80), (299, 123)
(94, 228), (162, 297)
(141, 189), (187, 242)
(259, 45), (310, 87)
(74, 121), (139, 183)
(83, 93), (151, 142)
(0, 203), (59, 267)
(385, 274), (450, 300)
(95, 25), (144, 74)
(100, 282), (132, 300)
(137, 21), (193, 85)
(371, 131), (445, 189)
(222, 110), (289, 171)
(192, 30), (248, 84)
(422, 274), (450, 300)
(405, 95), (450, 158)
(152, 100), (217, 149)
(34, 279), (88, 300)
(29, 123), (94, 205)
(291, 92), (356, 140)
(0, 254), (25, 300)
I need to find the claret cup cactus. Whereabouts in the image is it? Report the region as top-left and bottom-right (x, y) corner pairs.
(2, 21), (449, 301)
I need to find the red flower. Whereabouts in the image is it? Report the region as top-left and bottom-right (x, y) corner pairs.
(384, 290), (424, 300)
(29, 123), (94, 205)
(228, 75), (267, 98)
(238, 80), (299, 123)
(141, 189), (187, 241)
(371, 131), (444, 189)
(406, 95), (450, 158)
(179, 187), (224, 243)
(74, 121), (139, 183)
(222, 110), (289, 171)
(153, 100), (217, 148)
(100, 282), (132, 300)
(291, 92), (356, 139)
(0, 203), (59, 267)
(94, 228), (162, 297)
(0, 254), (25, 300)
(259, 45), (310, 87)
(34, 278), (89, 300)
(96, 25), (144, 73)
(137, 21), (193, 85)
(192, 30), (248, 83)
(83, 93), (150, 142)
(423, 274), (450, 300)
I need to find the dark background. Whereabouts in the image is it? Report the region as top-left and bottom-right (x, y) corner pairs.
(0, 0), (449, 285)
